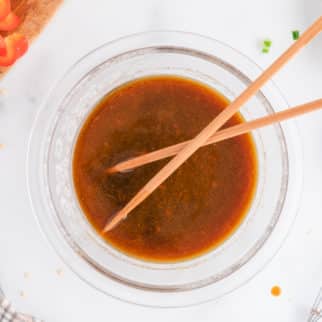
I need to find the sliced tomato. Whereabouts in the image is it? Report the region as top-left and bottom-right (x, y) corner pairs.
(0, 12), (20, 31)
(0, 33), (28, 67)
(0, 35), (6, 56)
(0, 0), (11, 21)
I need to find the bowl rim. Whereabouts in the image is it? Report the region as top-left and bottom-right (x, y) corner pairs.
(26, 30), (303, 307)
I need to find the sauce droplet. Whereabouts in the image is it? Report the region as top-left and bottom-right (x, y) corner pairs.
(271, 285), (282, 297)
(23, 272), (30, 279)
(56, 268), (64, 276)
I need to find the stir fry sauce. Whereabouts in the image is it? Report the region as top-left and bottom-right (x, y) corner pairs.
(73, 76), (257, 262)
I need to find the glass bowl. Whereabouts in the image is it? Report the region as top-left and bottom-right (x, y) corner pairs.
(27, 31), (303, 307)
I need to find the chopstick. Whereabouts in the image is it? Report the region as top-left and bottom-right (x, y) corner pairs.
(102, 16), (322, 233)
(106, 98), (322, 174)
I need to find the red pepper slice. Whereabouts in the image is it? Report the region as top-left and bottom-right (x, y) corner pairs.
(0, 0), (11, 21)
(0, 33), (28, 67)
(10, 33), (28, 58)
(0, 35), (6, 56)
(0, 36), (16, 66)
(0, 11), (20, 31)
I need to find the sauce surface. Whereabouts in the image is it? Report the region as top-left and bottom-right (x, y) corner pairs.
(73, 76), (258, 262)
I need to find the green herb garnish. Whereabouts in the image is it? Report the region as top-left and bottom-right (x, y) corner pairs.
(263, 39), (272, 47)
(292, 30), (300, 40)
(262, 47), (270, 53)
(262, 39), (272, 53)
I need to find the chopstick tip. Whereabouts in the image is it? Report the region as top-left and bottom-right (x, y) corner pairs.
(105, 167), (116, 174)
(102, 223), (112, 233)
(102, 213), (121, 233)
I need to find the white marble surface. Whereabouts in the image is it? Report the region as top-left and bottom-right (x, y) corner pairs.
(0, 0), (322, 321)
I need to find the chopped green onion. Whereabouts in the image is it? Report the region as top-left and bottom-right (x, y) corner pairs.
(262, 47), (270, 53)
(261, 39), (272, 53)
(292, 30), (300, 40)
(263, 39), (272, 47)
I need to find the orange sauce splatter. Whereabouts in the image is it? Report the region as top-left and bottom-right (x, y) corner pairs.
(271, 285), (282, 297)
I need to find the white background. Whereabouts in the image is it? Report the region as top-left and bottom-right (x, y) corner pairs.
(0, 0), (321, 321)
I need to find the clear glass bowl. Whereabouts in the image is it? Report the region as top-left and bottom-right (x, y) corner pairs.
(27, 31), (303, 307)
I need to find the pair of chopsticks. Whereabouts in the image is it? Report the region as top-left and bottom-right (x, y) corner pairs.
(107, 98), (322, 174)
(103, 16), (322, 233)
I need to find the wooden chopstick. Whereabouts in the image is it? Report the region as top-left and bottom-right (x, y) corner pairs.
(107, 98), (322, 174)
(102, 16), (322, 233)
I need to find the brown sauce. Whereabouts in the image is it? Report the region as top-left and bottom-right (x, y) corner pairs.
(73, 76), (258, 262)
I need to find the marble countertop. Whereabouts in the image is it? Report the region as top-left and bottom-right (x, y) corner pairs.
(0, 0), (321, 321)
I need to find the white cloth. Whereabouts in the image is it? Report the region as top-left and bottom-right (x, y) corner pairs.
(0, 288), (43, 322)
(308, 288), (322, 322)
